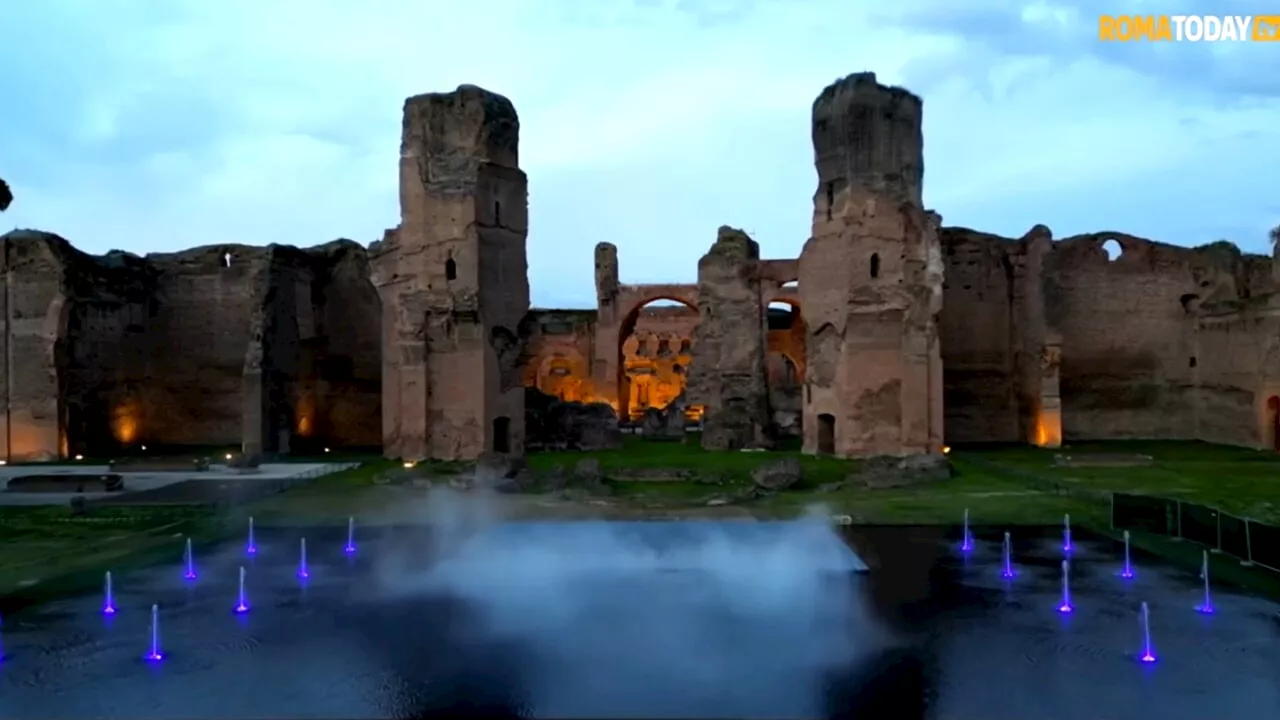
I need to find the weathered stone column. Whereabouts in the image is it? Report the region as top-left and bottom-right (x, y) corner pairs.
(591, 242), (623, 413)
(370, 85), (530, 461)
(686, 226), (772, 450)
(1020, 225), (1062, 448)
(0, 232), (69, 461)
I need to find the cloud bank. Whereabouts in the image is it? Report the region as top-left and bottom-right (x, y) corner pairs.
(2, 0), (1276, 308)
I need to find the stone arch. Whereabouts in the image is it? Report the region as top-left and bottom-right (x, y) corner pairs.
(765, 297), (807, 382)
(616, 292), (699, 421)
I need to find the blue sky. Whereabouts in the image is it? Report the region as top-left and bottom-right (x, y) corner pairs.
(2, 0), (1277, 308)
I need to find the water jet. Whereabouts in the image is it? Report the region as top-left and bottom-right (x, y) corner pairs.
(1062, 513), (1073, 553)
(102, 571), (116, 615)
(1196, 550), (1214, 614)
(234, 566), (249, 613)
(246, 517), (257, 555)
(344, 516), (356, 554)
(298, 537), (309, 579)
(960, 508), (973, 552)
(183, 537), (196, 580)
(1120, 530), (1135, 579)
(1001, 531), (1016, 578)
(143, 604), (163, 662)
(1058, 560), (1073, 613)
(1139, 601), (1156, 663)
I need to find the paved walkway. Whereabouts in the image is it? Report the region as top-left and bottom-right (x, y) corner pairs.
(0, 463), (357, 506)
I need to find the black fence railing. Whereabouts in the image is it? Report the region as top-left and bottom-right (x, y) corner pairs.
(1111, 493), (1279, 573)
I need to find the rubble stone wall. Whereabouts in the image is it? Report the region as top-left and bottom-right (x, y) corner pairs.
(0, 232), (382, 460)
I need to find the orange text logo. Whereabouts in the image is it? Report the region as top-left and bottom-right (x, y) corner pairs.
(1098, 15), (1275, 42)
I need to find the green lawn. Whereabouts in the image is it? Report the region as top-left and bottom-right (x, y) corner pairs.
(0, 505), (226, 614)
(2, 437), (1277, 611)
(527, 434), (855, 488)
(964, 440), (1280, 524)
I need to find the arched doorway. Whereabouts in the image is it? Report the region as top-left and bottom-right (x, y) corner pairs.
(1267, 396), (1280, 451)
(493, 416), (511, 454)
(817, 413), (836, 455)
(617, 297), (699, 422)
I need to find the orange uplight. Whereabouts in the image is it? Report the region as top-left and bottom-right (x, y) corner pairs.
(1033, 410), (1063, 448)
(942, 446), (951, 455)
(110, 401), (142, 445)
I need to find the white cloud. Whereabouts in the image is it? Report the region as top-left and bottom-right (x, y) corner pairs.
(1, 0), (1275, 308)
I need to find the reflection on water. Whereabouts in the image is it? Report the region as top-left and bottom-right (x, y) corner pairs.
(0, 520), (1276, 720)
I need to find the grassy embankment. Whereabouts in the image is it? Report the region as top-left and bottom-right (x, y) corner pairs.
(2, 438), (1278, 610)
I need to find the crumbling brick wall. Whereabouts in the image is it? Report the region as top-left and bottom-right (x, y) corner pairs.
(939, 228), (1021, 443)
(0, 231), (383, 459)
(1046, 234), (1223, 441)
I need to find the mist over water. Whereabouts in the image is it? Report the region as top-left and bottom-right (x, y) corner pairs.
(367, 489), (884, 718)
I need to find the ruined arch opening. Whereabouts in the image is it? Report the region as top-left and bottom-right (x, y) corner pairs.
(767, 299), (807, 438)
(445, 255), (457, 281)
(537, 355), (581, 402)
(870, 253), (880, 278)
(1101, 239), (1123, 262)
(1267, 396), (1280, 452)
(817, 413), (836, 455)
(618, 297), (700, 423)
(494, 201), (502, 226)
(493, 415), (511, 454)
(766, 300), (806, 379)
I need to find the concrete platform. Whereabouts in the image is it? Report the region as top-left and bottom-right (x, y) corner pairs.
(0, 462), (358, 506)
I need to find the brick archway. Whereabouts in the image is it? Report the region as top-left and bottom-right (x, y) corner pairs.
(591, 284), (698, 418)
(764, 296), (807, 383)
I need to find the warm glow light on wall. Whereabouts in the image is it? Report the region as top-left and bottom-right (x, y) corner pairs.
(110, 401), (141, 444)
(1033, 410), (1063, 448)
(295, 395), (316, 437)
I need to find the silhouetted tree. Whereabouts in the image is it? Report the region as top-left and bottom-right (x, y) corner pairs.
(0, 176), (10, 212)
(1270, 223), (1279, 246)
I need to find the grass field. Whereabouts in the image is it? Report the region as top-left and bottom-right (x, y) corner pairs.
(1, 437), (1277, 611)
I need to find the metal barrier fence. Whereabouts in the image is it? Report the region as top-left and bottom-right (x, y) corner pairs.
(1111, 492), (1279, 573)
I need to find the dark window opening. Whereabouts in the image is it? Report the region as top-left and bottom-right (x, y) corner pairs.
(493, 416), (511, 454)
(494, 201), (502, 226)
(1189, 356), (1197, 368)
(817, 413), (836, 455)
(870, 253), (880, 279)
(825, 182), (834, 221)
(445, 257), (457, 281)
(1269, 396), (1280, 452)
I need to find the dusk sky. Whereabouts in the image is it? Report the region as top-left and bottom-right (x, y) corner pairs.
(2, 0), (1277, 308)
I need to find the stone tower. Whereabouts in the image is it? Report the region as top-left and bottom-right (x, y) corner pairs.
(797, 72), (944, 457)
(371, 85), (530, 461)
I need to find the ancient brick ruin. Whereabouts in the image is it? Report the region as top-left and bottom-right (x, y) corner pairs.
(370, 85), (529, 461)
(3, 76), (1279, 462)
